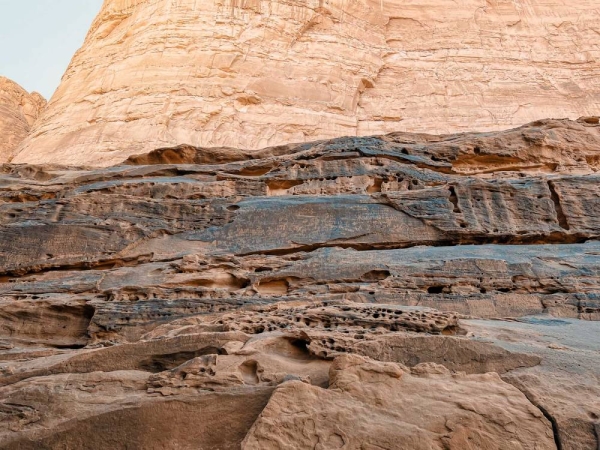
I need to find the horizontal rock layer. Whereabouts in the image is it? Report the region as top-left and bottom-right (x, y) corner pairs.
(1, 119), (599, 449)
(11, 0), (600, 166)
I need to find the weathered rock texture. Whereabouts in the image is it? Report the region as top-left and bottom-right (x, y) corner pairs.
(243, 355), (556, 450)
(11, 0), (600, 166)
(0, 78), (45, 163)
(1, 118), (599, 449)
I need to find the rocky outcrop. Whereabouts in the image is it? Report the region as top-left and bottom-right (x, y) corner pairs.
(243, 355), (556, 450)
(467, 317), (600, 450)
(11, 0), (600, 167)
(0, 77), (45, 163)
(1, 119), (599, 449)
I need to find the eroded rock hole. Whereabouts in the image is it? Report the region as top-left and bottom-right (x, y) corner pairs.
(448, 186), (461, 214)
(286, 338), (314, 360)
(441, 325), (462, 336)
(547, 181), (570, 231)
(367, 178), (383, 193)
(360, 269), (391, 282)
(238, 166), (273, 176)
(256, 279), (290, 295)
(427, 286), (445, 294)
(139, 347), (223, 373)
(239, 360), (260, 385)
(266, 180), (304, 196)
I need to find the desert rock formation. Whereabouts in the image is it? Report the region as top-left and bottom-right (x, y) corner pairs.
(0, 78), (45, 163)
(243, 355), (556, 450)
(11, 0), (600, 167)
(1, 118), (599, 449)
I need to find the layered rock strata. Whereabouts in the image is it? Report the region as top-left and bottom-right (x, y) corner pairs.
(0, 78), (45, 163)
(11, 0), (600, 166)
(1, 118), (599, 449)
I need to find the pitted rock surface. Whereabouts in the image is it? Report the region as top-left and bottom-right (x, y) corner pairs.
(1, 120), (600, 449)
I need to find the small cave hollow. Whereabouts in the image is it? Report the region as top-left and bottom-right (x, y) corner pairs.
(138, 347), (224, 373)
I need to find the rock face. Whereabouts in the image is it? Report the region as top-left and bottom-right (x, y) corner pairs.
(0, 77), (45, 163)
(1, 119), (599, 449)
(11, 0), (600, 167)
(243, 355), (556, 450)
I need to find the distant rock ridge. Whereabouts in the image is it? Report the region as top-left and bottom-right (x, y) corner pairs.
(0, 77), (46, 163)
(11, 0), (600, 167)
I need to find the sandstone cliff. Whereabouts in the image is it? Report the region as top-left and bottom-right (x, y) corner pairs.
(0, 77), (45, 163)
(11, 0), (600, 167)
(1, 119), (599, 449)
(2, 1), (600, 447)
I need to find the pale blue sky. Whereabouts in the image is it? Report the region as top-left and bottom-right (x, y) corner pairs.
(0, 0), (103, 99)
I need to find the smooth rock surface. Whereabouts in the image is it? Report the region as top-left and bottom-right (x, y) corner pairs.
(243, 354), (556, 450)
(465, 317), (600, 450)
(11, 0), (600, 166)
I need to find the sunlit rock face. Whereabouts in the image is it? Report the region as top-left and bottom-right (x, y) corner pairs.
(12, 0), (600, 166)
(0, 77), (45, 163)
